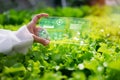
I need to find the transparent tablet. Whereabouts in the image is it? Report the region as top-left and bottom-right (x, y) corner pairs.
(39, 17), (89, 40)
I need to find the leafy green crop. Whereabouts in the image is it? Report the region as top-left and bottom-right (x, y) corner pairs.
(0, 6), (120, 80)
(0, 5), (113, 25)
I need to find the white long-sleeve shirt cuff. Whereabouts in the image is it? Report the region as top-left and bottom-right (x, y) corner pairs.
(0, 25), (34, 55)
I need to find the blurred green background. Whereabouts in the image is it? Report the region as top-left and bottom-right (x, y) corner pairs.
(0, 0), (120, 26)
(0, 0), (120, 80)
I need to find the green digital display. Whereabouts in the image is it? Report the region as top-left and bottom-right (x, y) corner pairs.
(39, 17), (89, 40)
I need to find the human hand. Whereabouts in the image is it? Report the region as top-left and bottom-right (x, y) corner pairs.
(27, 13), (50, 46)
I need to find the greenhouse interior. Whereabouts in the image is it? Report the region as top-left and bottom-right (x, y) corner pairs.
(0, 0), (120, 80)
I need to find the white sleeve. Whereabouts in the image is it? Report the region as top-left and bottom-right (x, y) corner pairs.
(0, 25), (34, 55)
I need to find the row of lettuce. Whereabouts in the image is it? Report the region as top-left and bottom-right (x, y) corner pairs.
(0, 5), (112, 25)
(0, 6), (120, 80)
